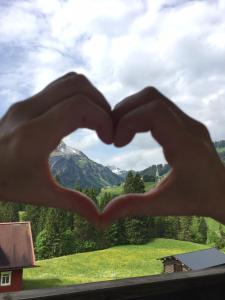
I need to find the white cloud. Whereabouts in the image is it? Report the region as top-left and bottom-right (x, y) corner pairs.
(107, 146), (166, 171)
(0, 0), (225, 170)
(64, 129), (99, 151)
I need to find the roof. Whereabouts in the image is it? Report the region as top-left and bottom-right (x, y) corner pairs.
(0, 222), (36, 270)
(160, 248), (225, 271)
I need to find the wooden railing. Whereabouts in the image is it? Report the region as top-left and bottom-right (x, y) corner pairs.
(2, 266), (225, 300)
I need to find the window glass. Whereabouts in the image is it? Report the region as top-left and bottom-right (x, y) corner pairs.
(0, 272), (12, 286)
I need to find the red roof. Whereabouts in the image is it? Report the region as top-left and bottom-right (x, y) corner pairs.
(0, 222), (36, 270)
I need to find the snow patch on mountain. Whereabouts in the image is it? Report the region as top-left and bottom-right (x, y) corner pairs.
(51, 141), (86, 157)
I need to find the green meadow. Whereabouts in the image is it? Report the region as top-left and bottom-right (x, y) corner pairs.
(99, 181), (156, 198)
(24, 238), (210, 290)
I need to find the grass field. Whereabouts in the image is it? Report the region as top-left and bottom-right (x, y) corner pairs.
(99, 181), (156, 198)
(24, 238), (209, 290)
(217, 147), (225, 153)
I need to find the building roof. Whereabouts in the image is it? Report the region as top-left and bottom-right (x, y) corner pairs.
(160, 248), (225, 271)
(0, 222), (36, 270)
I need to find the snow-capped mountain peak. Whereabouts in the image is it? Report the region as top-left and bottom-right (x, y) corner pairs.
(107, 165), (128, 178)
(51, 141), (84, 157)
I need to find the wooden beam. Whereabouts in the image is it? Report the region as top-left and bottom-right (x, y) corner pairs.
(2, 266), (225, 300)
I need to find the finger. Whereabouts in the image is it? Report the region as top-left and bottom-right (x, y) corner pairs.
(24, 179), (101, 226)
(49, 185), (101, 227)
(113, 87), (186, 122)
(25, 72), (111, 118)
(114, 100), (188, 163)
(102, 172), (200, 226)
(113, 87), (210, 141)
(23, 94), (113, 153)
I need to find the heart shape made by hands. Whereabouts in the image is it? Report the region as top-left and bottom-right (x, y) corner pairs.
(0, 72), (222, 228)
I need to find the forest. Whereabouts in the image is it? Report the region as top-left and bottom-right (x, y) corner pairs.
(1, 171), (222, 260)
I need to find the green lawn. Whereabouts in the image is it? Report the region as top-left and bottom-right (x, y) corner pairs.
(24, 238), (209, 290)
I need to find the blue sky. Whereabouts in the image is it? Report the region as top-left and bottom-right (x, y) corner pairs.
(0, 0), (225, 170)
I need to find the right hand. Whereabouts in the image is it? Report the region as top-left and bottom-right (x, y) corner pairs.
(102, 87), (225, 226)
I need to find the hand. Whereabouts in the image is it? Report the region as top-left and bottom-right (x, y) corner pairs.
(102, 87), (225, 226)
(0, 72), (113, 226)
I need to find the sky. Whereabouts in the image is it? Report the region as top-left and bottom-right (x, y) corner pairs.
(0, 0), (225, 171)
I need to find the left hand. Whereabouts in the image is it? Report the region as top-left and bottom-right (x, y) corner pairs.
(0, 72), (113, 226)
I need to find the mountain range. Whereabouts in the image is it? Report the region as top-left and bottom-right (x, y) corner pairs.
(49, 140), (225, 189)
(49, 142), (123, 189)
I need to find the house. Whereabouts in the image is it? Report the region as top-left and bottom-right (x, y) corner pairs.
(0, 222), (36, 292)
(159, 248), (225, 273)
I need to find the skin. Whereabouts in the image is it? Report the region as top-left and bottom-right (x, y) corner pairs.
(102, 87), (225, 226)
(0, 73), (225, 228)
(0, 72), (113, 227)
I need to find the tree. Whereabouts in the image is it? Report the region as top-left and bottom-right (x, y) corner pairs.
(197, 217), (208, 244)
(123, 171), (136, 193)
(0, 201), (19, 222)
(215, 224), (225, 249)
(123, 171), (149, 244)
(178, 217), (193, 241)
(101, 220), (127, 248)
(164, 216), (180, 239)
(133, 173), (145, 193)
(73, 214), (99, 252)
(35, 229), (51, 260)
(99, 192), (112, 211)
(124, 217), (149, 244)
(24, 205), (49, 241)
(143, 175), (156, 182)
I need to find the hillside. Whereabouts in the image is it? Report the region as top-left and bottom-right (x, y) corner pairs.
(49, 142), (123, 189)
(99, 181), (155, 200)
(48, 139), (225, 190)
(24, 238), (209, 290)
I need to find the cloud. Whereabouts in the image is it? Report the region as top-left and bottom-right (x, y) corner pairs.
(106, 146), (166, 171)
(0, 0), (225, 170)
(64, 129), (99, 151)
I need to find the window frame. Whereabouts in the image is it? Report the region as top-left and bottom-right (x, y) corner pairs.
(0, 271), (12, 286)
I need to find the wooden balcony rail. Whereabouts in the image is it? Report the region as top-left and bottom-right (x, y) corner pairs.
(2, 266), (225, 300)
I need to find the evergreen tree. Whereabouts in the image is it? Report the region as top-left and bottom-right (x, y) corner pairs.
(164, 216), (180, 239)
(99, 192), (112, 211)
(0, 201), (19, 222)
(153, 217), (166, 237)
(133, 173), (145, 193)
(123, 171), (149, 244)
(35, 229), (51, 260)
(143, 175), (156, 182)
(73, 214), (99, 252)
(24, 204), (43, 240)
(197, 217), (208, 244)
(124, 217), (149, 244)
(101, 220), (127, 247)
(215, 224), (225, 249)
(178, 217), (193, 241)
(123, 171), (136, 193)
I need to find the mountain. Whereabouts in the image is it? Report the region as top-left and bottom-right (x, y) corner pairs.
(106, 165), (128, 179)
(214, 140), (225, 162)
(49, 142), (123, 189)
(140, 164), (171, 178)
(49, 139), (225, 190)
